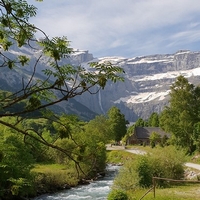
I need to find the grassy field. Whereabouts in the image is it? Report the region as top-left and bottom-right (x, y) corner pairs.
(31, 163), (80, 188)
(106, 149), (138, 164)
(128, 184), (200, 200)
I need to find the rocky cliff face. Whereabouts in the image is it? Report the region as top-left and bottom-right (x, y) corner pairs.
(75, 50), (200, 122)
(1, 44), (200, 122)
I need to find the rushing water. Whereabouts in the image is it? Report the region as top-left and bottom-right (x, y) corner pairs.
(33, 165), (120, 200)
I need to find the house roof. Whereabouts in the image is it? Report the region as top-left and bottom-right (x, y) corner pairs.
(135, 127), (169, 139)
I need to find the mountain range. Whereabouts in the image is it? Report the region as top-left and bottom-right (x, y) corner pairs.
(1, 42), (200, 122)
(73, 49), (200, 122)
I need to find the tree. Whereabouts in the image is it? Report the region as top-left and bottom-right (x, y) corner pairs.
(49, 115), (108, 178)
(149, 131), (161, 148)
(0, 121), (35, 198)
(134, 118), (147, 127)
(107, 106), (127, 143)
(160, 75), (200, 154)
(148, 112), (159, 127)
(0, 0), (124, 173)
(192, 122), (200, 152)
(84, 115), (112, 143)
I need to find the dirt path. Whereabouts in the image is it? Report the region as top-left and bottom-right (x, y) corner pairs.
(125, 149), (146, 155)
(185, 163), (200, 171)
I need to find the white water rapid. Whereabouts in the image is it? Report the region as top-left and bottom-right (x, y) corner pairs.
(33, 165), (120, 200)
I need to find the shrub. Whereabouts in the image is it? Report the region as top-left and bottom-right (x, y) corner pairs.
(156, 146), (185, 180)
(149, 132), (161, 148)
(136, 156), (153, 187)
(111, 146), (186, 190)
(107, 190), (128, 200)
(112, 161), (139, 191)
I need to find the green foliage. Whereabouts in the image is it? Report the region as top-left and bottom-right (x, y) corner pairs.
(0, 0), (37, 50)
(32, 164), (79, 192)
(161, 134), (169, 147)
(160, 75), (200, 154)
(78, 141), (107, 178)
(136, 156), (153, 187)
(126, 124), (135, 135)
(107, 106), (127, 142)
(112, 146), (186, 190)
(112, 161), (139, 191)
(134, 118), (147, 127)
(48, 138), (77, 164)
(148, 112), (159, 127)
(149, 132), (161, 148)
(128, 185), (200, 200)
(192, 122), (200, 152)
(84, 115), (112, 143)
(9, 178), (34, 197)
(49, 114), (109, 178)
(0, 125), (34, 175)
(107, 190), (128, 200)
(0, 123), (35, 199)
(39, 36), (73, 60)
(106, 150), (136, 164)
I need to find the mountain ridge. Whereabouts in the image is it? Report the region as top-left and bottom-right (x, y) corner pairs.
(74, 49), (200, 121)
(1, 43), (200, 122)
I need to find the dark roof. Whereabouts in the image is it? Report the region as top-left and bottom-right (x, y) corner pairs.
(135, 127), (169, 139)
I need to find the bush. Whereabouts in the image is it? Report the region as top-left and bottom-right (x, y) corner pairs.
(112, 161), (139, 191)
(136, 156), (153, 187)
(138, 146), (185, 187)
(112, 146), (186, 190)
(107, 190), (128, 200)
(156, 146), (185, 180)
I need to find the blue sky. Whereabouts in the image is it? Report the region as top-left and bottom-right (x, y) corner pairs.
(29, 0), (200, 58)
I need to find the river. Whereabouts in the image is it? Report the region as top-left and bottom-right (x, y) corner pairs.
(33, 165), (120, 200)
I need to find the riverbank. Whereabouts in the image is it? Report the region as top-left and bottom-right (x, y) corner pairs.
(31, 164), (109, 199)
(33, 165), (121, 200)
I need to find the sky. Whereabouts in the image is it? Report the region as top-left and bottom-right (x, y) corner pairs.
(28, 0), (200, 58)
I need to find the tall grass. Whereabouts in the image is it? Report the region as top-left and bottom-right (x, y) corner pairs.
(106, 150), (137, 164)
(31, 164), (79, 193)
(127, 184), (200, 200)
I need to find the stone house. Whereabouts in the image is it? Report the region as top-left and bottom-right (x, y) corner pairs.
(127, 127), (169, 145)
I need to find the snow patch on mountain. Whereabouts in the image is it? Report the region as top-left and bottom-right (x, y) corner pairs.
(115, 90), (170, 104)
(127, 58), (173, 64)
(96, 55), (175, 65)
(116, 65), (200, 104)
(134, 67), (200, 82)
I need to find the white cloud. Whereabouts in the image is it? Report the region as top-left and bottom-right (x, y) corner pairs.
(28, 0), (200, 57)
